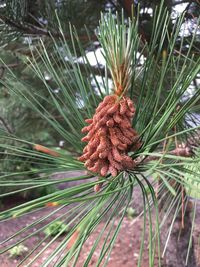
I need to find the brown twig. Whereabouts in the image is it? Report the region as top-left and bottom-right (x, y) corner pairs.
(0, 15), (97, 41)
(0, 116), (12, 133)
(0, 63), (20, 79)
(33, 144), (60, 157)
(140, 145), (194, 165)
(0, 63), (19, 68)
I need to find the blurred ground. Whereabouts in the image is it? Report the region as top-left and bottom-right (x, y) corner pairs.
(0, 206), (156, 267)
(0, 172), (200, 267)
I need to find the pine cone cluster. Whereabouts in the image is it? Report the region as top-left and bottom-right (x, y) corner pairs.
(78, 95), (140, 177)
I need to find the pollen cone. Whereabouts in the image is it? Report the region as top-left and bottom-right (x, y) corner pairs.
(79, 94), (140, 177)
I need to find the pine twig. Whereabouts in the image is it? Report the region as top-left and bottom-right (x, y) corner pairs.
(0, 116), (12, 133)
(0, 15), (97, 41)
(140, 145), (194, 165)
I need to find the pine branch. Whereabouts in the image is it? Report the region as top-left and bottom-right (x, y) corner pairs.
(0, 116), (12, 133)
(0, 15), (97, 41)
(0, 6), (200, 266)
(0, 63), (19, 79)
(141, 146), (193, 164)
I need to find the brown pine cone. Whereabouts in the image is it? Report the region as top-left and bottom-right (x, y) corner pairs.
(78, 94), (140, 177)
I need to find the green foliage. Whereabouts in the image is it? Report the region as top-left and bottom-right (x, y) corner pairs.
(9, 244), (28, 258)
(126, 207), (136, 219)
(44, 220), (69, 237)
(0, 0), (106, 47)
(185, 148), (200, 198)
